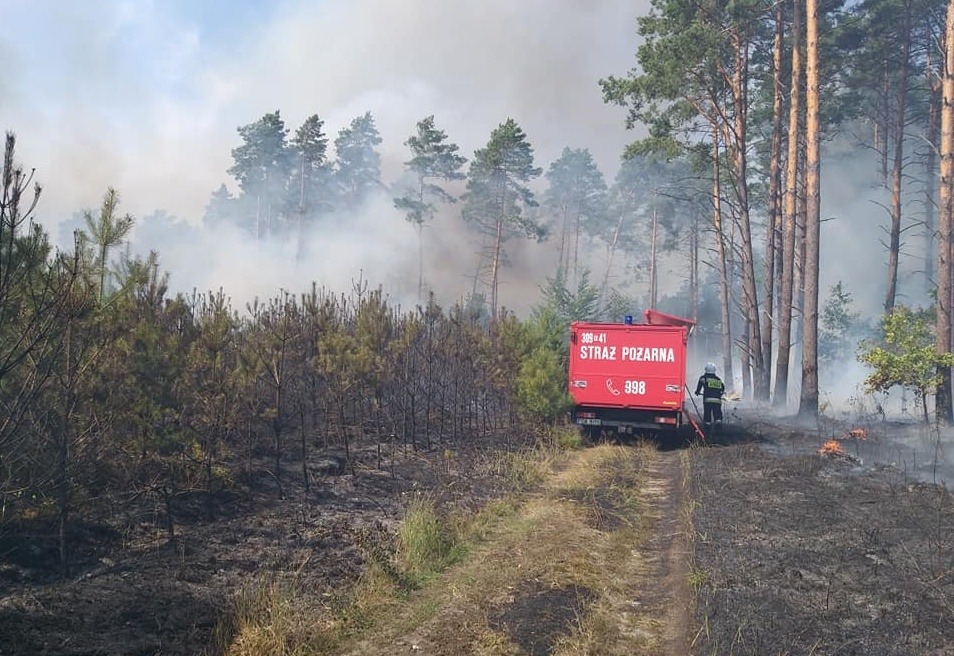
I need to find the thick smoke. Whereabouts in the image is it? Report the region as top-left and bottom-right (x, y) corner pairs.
(4, 0), (649, 313)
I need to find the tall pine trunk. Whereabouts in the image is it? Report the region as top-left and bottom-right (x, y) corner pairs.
(489, 184), (508, 319)
(712, 128), (735, 388)
(799, 0), (822, 419)
(884, 1), (912, 314)
(762, 1), (785, 401)
(925, 61), (941, 294)
(935, 0), (954, 424)
(729, 28), (765, 400)
(600, 213), (624, 303)
(689, 213), (700, 321)
(775, 0), (802, 409)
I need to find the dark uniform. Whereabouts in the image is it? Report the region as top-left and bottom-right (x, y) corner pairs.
(695, 368), (725, 425)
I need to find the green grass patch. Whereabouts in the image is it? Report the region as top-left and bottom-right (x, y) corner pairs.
(397, 495), (462, 583)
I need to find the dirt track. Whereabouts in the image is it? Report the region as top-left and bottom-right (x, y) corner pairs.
(637, 450), (693, 655)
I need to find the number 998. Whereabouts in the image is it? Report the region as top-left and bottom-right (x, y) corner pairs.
(624, 380), (646, 394)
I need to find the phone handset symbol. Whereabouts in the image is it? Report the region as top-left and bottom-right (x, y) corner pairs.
(605, 378), (621, 396)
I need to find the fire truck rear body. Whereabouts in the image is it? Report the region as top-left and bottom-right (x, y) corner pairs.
(568, 310), (694, 434)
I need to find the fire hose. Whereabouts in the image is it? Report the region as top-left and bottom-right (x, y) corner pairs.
(684, 384), (707, 442)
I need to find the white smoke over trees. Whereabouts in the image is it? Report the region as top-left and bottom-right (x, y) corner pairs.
(4, 0), (648, 314)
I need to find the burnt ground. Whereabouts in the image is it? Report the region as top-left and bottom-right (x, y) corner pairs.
(0, 439), (519, 656)
(0, 412), (952, 656)
(487, 580), (596, 656)
(691, 411), (954, 655)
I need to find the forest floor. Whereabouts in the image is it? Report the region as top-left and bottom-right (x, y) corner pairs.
(0, 408), (952, 655)
(691, 410), (954, 655)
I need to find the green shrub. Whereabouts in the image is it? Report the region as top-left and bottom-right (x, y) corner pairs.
(515, 345), (572, 422)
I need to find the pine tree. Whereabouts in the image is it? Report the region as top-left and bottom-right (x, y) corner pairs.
(461, 119), (543, 317)
(543, 147), (606, 286)
(0, 134), (78, 523)
(603, 153), (688, 308)
(600, 0), (771, 396)
(203, 183), (236, 228)
(290, 114), (332, 258)
(334, 112), (383, 211)
(79, 187), (135, 306)
(394, 115), (467, 299)
(228, 110), (291, 238)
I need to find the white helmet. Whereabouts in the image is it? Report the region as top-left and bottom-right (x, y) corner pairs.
(704, 362), (717, 374)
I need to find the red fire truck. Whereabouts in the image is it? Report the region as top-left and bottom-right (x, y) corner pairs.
(568, 309), (695, 436)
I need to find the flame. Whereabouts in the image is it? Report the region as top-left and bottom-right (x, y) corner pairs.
(845, 427), (867, 439)
(818, 440), (844, 456)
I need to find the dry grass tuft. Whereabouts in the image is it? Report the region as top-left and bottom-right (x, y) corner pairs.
(218, 575), (338, 656)
(477, 442), (565, 490)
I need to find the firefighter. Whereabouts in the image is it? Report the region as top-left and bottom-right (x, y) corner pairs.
(695, 362), (725, 428)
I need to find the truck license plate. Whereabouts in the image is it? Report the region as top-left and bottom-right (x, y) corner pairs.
(577, 418), (601, 426)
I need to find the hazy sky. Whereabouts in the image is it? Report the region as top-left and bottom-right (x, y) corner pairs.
(2, 0), (647, 225)
(0, 1), (912, 328)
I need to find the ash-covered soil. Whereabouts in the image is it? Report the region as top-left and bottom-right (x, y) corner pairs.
(0, 440), (518, 656)
(691, 411), (954, 655)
